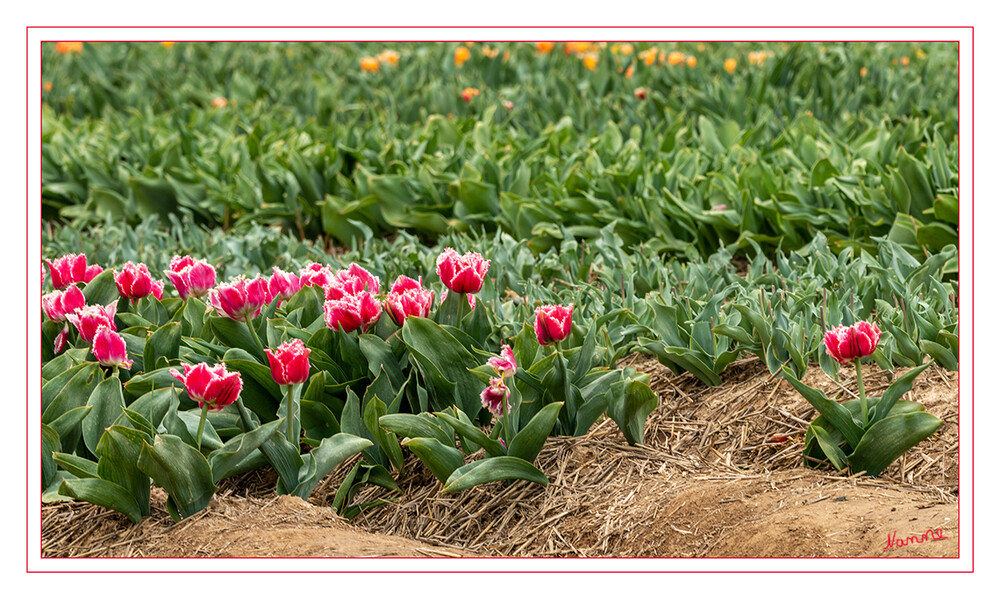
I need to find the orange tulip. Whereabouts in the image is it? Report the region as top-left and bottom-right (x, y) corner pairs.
(624, 64), (635, 79)
(211, 97), (228, 108)
(667, 51), (685, 66)
(461, 87), (480, 103)
(583, 53), (599, 70)
(454, 46), (471, 66)
(376, 50), (399, 66)
(360, 56), (380, 72)
(724, 58), (737, 73)
(859, 67), (868, 77)
(535, 41), (555, 54)
(161, 41), (175, 49)
(686, 55), (697, 67)
(639, 47), (658, 66)
(620, 43), (634, 56)
(43, 81), (52, 92)
(55, 42), (83, 54)
(901, 56), (910, 67)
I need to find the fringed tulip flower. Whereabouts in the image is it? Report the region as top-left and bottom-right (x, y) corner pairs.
(41, 286), (85, 323)
(66, 302), (117, 343)
(298, 263), (336, 289)
(324, 291), (382, 333)
(535, 303), (573, 346)
(115, 262), (156, 300)
(266, 266), (301, 304)
(91, 325), (133, 369)
(481, 377), (510, 418)
(488, 344), (518, 378)
(170, 362), (243, 411)
(209, 276), (267, 322)
(265, 339), (312, 386)
(824, 321), (882, 365)
(436, 248), (490, 294)
(325, 263), (380, 301)
(384, 275), (435, 326)
(45, 253), (102, 290)
(165, 255), (216, 300)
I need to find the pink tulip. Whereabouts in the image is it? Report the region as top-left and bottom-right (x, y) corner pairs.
(488, 344), (517, 378)
(535, 303), (573, 346)
(164, 255), (216, 300)
(41, 286), (85, 322)
(265, 339), (312, 385)
(169, 362), (243, 411)
(209, 276), (268, 322)
(824, 320), (882, 365)
(436, 248), (490, 294)
(323, 291), (382, 333)
(44, 254), (103, 290)
(91, 325), (133, 369)
(481, 377), (510, 418)
(115, 262), (155, 300)
(383, 275), (435, 326)
(325, 263), (380, 301)
(151, 280), (164, 300)
(298, 263), (336, 289)
(266, 266), (301, 304)
(54, 329), (69, 354)
(66, 302), (117, 343)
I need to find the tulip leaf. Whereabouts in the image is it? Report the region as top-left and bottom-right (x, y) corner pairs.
(47, 405), (92, 445)
(847, 412), (942, 477)
(873, 361), (931, 422)
(290, 433), (373, 499)
(207, 420), (283, 482)
(96, 425), (152, 517)
(402, 437), (465, 484)
(211, 317), (266, 363)
(82, 376), (127, 456)
(52, 452), (99, 479)
(606, 374), (658, 446)
(137, 434), (216, 522)
(442, 456), (549, 493)
(81, 270), (120, 306)
(42, 363), (103, 428)
(300, 399), (341, 441)
(434, 410), (506, 458)
(401, 317), (484, 417)
(42, 424), (61, 489)
(58, 477), (143, 524)
(363, 393), (404, 472)
(781, 367), (863, 448)
(143, 322), (181, 369)
(359, 333), (406, 392)
(507, 402), (562, 463)
(378, 413), (454, 447)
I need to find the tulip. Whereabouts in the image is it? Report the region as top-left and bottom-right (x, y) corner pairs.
(488, 345), (517, 378)
(266, 266), (301, 304)
(151, 280), (164, 300)
(91, 325), (133, 369)
(170, 362), (243, 450)
(824, 321), (882, 365)
(165, 255), (216, 300)
(454, 46), (471, 66)
(383, 275), (435, 326)
(66, 302), (117, 344)
(115, 262), (156, 300)
(461, 87), (479, 103)
(44, 253), (102, 290)
(324, 263), (380, 301)
(481, 377), (510, 418)
(209, 276), (267, 322)
(634, 87), (647, 100)
(436, 248), (490, 295)
(824, 320), (882, 427)
(534, 303), (573, 346)
(360, 56), (380, 72)
(323, 291), (382, 333)
(265, 339), (312, 386)
(298, 263), (336, 289)
(41, 286), (85, 323)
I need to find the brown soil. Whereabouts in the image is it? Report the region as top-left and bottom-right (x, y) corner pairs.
(41, 358), (958, 559)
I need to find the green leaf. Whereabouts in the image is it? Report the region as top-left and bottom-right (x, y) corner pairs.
(96, 425), (152, 516)
(378, 413), (454, 447)
(434, 410), (506, 458)
(143, 322), (181, 368)
(872, 362), (932, 422)
(442, 456), (549, 493)
(82, 375), (126, 456)
(207, 420), (283, 483)
(848, 412), (942, 476)
(507, 402), (562, 464)
(211, 317), (266, 363)
(809, 423), (848, 471)
(782, 367), (863, 448)
(42, 363), (103, 428)
(42, 424), (60, 489)
(81, 270), (120, 306)
(605, 375), (657, 446)
(401, 317), (483, 417)
(920, 340), (958, 371)
(137, 434), (216, 522)
(290, 433), (373, 499)
(59, 478), (143, 523)
(402, 437), (465, 484)
(47, 405), (92, 445)
(52, 452), (99, 479)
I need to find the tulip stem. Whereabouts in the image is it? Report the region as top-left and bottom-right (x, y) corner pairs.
(245, 316), (266, 361)
(855, 357), (868, 428)
(285, 384), (297, 445)
(195, 403), (210, 452)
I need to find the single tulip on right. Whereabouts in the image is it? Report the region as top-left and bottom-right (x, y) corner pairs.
(535, 303), (573, 346)
(824, 320), (882, 365)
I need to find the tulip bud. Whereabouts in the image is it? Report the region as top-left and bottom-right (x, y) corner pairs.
(534, 303), (573, 346)
(324, 291), (382, 333)
(436, 248), (490, 295)
(165, 255), (216, 300)
(824, 320), (882, 365)
(170, 362), (243, 411)
(115, 262), (156, 300)
(41, 286), (85, 323)
(209, 276), (267, 322)
(45, 253), (102, 290)
(66, 302), (117, 343)
(383, 275), (435, 326)
(265, 339), (312, 386)
(266, 266), (302, 304)
(91, 325), (133, 369)
(481, 377), (510, 418)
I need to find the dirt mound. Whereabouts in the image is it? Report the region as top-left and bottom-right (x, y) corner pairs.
(41, 358), (957, 559)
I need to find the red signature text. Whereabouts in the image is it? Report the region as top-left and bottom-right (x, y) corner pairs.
(883, 528), (948, 550)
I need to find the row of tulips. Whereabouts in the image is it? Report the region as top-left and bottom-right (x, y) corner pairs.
(41, 245), (641, 523)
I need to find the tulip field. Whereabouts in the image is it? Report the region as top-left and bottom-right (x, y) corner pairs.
(40, 40), (960, 557)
